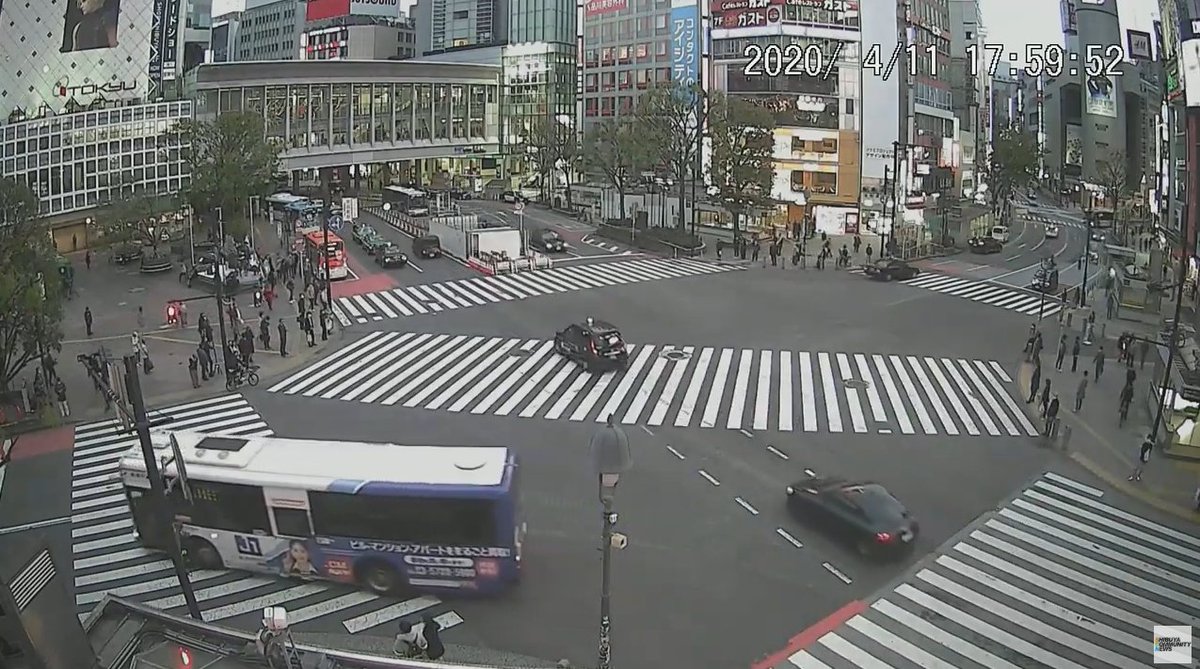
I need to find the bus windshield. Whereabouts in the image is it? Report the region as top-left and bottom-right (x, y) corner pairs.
(383, 185), (430, 216)
(118, 432), (523, 596)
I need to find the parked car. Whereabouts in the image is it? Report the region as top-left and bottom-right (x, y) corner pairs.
(376, 244), (409, 268)
(968, 236), (1003, 254)
(862, 259), (919, 281)
(553, 318), (628, 373)
(785, 475), (918, 560)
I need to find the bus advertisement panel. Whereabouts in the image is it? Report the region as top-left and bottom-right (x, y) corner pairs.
(302, 230), (349, 280)
(119, 433), (523, 596)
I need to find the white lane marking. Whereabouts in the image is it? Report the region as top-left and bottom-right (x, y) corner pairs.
(698, 470), (720, 486)
(776, 528), (804, 548)
(822, 562), (853, 584)
(735, 497), (760, 515)
(666, 445), (685, 459)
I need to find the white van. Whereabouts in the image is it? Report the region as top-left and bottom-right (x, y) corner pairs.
(990, 225), (1010, 243)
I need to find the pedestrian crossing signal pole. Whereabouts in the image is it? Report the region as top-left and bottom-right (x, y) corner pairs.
(123, 354), (202, 621)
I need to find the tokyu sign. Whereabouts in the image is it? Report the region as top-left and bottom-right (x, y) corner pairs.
(350, 0), (399, 17)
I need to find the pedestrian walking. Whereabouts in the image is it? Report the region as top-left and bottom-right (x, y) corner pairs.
(1027, 362), (1041, 403)
(1044, 395), (1060, 437)
(320, 308), (330, 341)
(1074, 371), (1088, 411)
(84, 250), (92, 270)
(1055, 333), (1067, 370)
(1039, 378), (1052, 416)
(865, 245), (873, 263)
(264, 285), (275, 311)
(1139, 339), (1149, 369)
(54, 379), (69, 418)
(197, 344), (211, 381)
(84, 307), (93, 337)
(179, 301), (188, 327)
(1126, 367), (1136, 387)
(259, 314), (272, 350)
(278, 318), (288, 357)
(1093, 346), (1105, 380)
(1071, 336), (1081, 372)
(751, 240), (760, 263)
(1119, 383), (1133, 425)
(1032, 331), (1043, 361)
(188, 355), (201, 388)
(136, 305), (145, 332)
(1129, 434), (1154, 481)
(304, 313), (316, 347)
(287, 278), (296, 303)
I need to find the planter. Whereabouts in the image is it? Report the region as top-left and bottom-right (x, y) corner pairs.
(140, 255), (174, 274)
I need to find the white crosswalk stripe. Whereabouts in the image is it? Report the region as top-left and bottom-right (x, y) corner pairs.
(71, 394), (462, 634)
(269, 333), (1037, 437)
(860, 269), (1066, 317)
(772, 472), (1199, 669)
(335, 257), (741, 324)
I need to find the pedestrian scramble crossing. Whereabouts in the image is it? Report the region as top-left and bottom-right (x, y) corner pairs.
(875, 271), (1065, 318)
(335, 257), (739, 325)
(71, 394), (463, 634)
(268, 332), (1038, 438)
(772, 471), (1200, 669)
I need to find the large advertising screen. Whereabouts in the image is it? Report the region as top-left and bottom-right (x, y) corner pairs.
(860, 0), (900, 180)
(1084, 74), (1117, 118)
(670, 1), (699, 89)
(350, 0), (399, 18)
(0, 0), (157, 119)
(306, 0), (350, 22)
(1064, 124), (1082, 166)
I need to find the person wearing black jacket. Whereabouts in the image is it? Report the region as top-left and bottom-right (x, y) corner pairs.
(422, 616), (444, 660)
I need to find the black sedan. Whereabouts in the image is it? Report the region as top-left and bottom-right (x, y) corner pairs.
(376, 244), (408, 268)
(968, 236), (1003, 254)
(785, 476), (918, 559)
(529, 229), (567, 253)
(863, 259), (918, 281)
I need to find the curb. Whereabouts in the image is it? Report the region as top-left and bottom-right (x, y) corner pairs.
(1015, 361), (1199, 521)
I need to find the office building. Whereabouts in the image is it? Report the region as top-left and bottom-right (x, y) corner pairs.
(710, 1), (862, 222)
(0, 0), (194, 248)
(211, 13), (243, 62)
(948, 0), (986, 199)
(907, 0), (956, 194)
(302, 0), (418, 60)
(412, 0), (509, 56)
(989, 63), (1019, 131)
(181, 0), (214, 77)
(234, 0), (304, 61)
(579, 0), (676, 121)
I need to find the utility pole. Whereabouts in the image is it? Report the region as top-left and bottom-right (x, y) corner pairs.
(123, 355), (202, 620)
(213, 207), (231, 376)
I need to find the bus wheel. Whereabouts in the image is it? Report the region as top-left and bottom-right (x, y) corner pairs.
(185, 538), (223, 569)
(357, 560), (403, 595)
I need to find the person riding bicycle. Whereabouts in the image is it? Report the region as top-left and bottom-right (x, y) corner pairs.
(393, 620), (427, 658)
(224, 344), (244, 380)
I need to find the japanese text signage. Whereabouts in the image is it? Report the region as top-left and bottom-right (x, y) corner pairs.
(585, 0), (627, 16)
(162, 0), (181, 81)
(670, 3), (699, 89)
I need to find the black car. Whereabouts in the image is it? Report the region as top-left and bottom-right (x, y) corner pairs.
(376, 244), (408, 268)
(968, 236), (1003, 254)
(863, 259), (919, 281)
(1031, 267), (1059, 293)
(785, 476), (918, 559)
(529, 228), (567, 253)
(413, 235), (442, 259)
(554, 318), (629, 372)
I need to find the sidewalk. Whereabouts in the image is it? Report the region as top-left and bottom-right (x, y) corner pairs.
(54, 224), (345, 422)
(1015, 308), (1200, 522)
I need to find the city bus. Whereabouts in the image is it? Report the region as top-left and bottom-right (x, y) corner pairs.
(118, 432), (524, 596)
(265, 192), (310, 215)
(302, 229), (349, 280)
(383, 185), (430, 216)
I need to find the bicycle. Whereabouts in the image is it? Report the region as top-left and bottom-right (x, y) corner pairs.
(225, 365), (260, 391)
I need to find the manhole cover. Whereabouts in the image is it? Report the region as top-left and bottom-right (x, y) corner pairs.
(842, 378), (870, 390)
(661, 349), (692, 361)
(509, 349), (533, 358)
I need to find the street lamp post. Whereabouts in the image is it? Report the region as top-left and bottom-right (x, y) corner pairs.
(213, 207), (232, 377)
(590, 414), (632, 669)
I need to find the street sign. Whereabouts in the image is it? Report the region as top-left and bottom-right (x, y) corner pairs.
(514, 202), (525, 214)
(327, 214), (344, 231)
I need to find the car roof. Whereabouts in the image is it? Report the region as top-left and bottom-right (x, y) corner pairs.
(577, 319), (620, 334)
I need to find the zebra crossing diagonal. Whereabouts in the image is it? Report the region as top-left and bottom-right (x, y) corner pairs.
(770, 472), (1200, 669)
(334, 257), (741, 324)
(70, 394), (463, 634)
(268, 333), (1038, 438)
(858, 269), (1065, 317)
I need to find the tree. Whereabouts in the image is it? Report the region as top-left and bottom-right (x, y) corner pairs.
(988, 128), (1040, 219)
(102, 178), (177, 249)
(177, 112), (279, 235)
(0, 177), (65, 393)
(1097, 151), (1131, 239)
(582, 118), (648, 222)
(637, 82), (708, 229)
(706, 93), (776, 241)
(526, 115), (582, 209)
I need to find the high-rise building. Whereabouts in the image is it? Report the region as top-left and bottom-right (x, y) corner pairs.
(211, 13), (243, 62)
(710, 1), (862, 221)
(0, 0), (193, 246)
(948, 0), (986, 199)
(578, 0), (676, 122)
(301, 0), (418, 61)
(234, 0), (304, 61)
(412, 0), (509, 56)
(906, 0), (955, 194)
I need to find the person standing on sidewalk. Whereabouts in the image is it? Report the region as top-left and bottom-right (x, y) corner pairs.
(84, 307), (93, 337)
(1027, 361), (1042, 403)
(1074, 371), (1089, 411)
(1044, 395), (1060, 437)
(1039, 378), (1052, 416)
(84, 249), (92, 270)
(1055, 333), (1067, 370)
(188, 355), (200, 389)
(1119, 382), (1134, 425)
(1139, 338), (1150, 369)
(197, 344), (211, 382)
(1093, 346), (1105, 380)
(259, 314), (272, 350)
(865, 245), (874, 264)
(278, 318), (288, 357)
(750, 239), (759, 263)
(1129, 435), (1153, 481)
(853, 235), (862, 255)
(1071, 336), (1081, 372)
(54, 378), (69, 418)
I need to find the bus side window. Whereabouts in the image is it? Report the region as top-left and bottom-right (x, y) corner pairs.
(271, 507), (313, 538)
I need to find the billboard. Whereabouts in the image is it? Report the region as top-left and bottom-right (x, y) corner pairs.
(585, 0), (627, 16)
(0, 0), (156, 118)
(350, 0), (399, 17)
(670, 1), (699, 89)
(306, 0), (350, 21)
(1060, 0), (1076, 33)
(711, 0), (782, 29)
(860, 0), (900, 180)
(1084, 74), (1117, 118)
(742, 94), (839, 129)
(1064, 124), (1082, 166)
(160, 0), (180, 81)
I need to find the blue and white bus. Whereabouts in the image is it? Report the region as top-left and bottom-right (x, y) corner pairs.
(383, 185), (430, 216)
(265, 192), (310, 215)
(119, 432), (524, 596)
